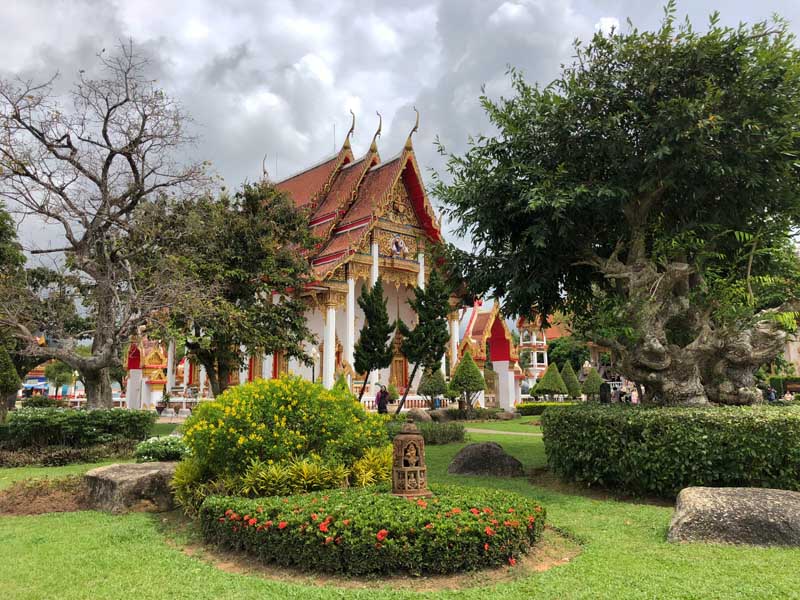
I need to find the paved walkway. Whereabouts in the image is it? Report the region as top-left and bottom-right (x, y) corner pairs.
(465, 427), (542, 437)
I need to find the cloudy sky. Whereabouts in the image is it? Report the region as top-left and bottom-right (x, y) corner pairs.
(3, 0), (800, 248)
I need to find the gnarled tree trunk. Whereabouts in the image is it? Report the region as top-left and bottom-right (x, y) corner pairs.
(84, 367), (113, 409)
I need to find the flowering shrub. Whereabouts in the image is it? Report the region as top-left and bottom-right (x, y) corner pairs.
(200, 484), (545, 575)
(183, 376), (387, 478)
(134, 436), (189, 462)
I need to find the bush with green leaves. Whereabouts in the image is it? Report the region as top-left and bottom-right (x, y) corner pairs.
(533, 363), (567, 397)
(450, 352), (485, 406)
(517, 402), (577, 416)
(183, 376), (387, 479)
(560, 362), (582, 398)
(387, 421), (466, 445)
(200, 484), (545, 575)
(0, 439), (136, 467)
(542, 405), (800, 498)
(581, 368), (604, 399)
(5, 408), (155, 449)
(418, 369), (447, 408)
(135, 436), (189, 462)
(21, 396), (66, 409)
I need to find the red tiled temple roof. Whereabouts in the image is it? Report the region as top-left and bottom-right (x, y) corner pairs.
(275, 149), (352, 209)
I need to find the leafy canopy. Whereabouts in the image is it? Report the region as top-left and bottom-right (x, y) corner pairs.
(534, 363), (568, 396)
(582, 368), (604, 398)
(450, 352), (485, 406)
(560, 362), (582, 398)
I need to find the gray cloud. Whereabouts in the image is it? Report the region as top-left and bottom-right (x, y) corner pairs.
(2, 0), (799, 250)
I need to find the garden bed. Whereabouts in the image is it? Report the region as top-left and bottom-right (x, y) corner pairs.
(200, 484), (545, 576)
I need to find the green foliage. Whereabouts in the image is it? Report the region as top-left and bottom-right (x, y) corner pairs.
(767, 376), (800, 398)
(134, 436), (189, 463)
(450, 352), (485, 406)
(5, 408), (155, 449)
(560, 362), (582, 398)
(43, 360), (73, 391)
(547, 337), (590, 373)
(332, 373), (350, 394)
(387, 421), (466, 445)
(386, 384), (400, 403)
(0, 344), (20, 396)
(533, 364), (568, 397)
(517, 402), (577, 416)
(21, 396), (65, 408)
(397, 270), (452, 410)
(182, 376), (387, 479)
(542, 405), (800, 497)
(167, 181), (316, 396)
(483, 367), (498, 393)
(349, 445), (393, 488)
(199, 484), (545, 575)
(353, 278), (394, 391)
(417, 368), (447, 408)
(0, 439), (136, 467)
(581, 368), (604, 398)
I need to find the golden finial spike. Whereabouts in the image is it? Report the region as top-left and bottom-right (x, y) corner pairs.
(404, 106), (419, 151)
(343, 109), (355, 149)
(261, 154), (269, 181)
(369, 111), (382, 153)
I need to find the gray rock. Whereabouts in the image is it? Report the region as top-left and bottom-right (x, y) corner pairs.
(406, 408), (433, 422)
(448, 442), (524, 477)
(429, 409), (453, 422)
(668, 486), (800, 546)
(495, 411), (515, 420)
(85, 462), (178, 514)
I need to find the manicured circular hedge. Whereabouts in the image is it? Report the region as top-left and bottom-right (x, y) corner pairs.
(542, 405), (800, 498)
(200, 485), (545, 575)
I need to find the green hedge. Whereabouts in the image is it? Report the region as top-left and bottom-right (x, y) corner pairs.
(135, 436), (189, 462)
(200, 484), (545, 575)
(517, 402), (577, 416)
(5, 408), (156, 448)
(387, 421), (466, 445)
(0, 439), (137, 467)
(542, 405), (800, 498)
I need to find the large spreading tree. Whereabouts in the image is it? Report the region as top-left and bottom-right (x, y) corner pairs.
(436, 5), (800, 405)
(165, 180), (316, 397)
(0, 43), (207, 407)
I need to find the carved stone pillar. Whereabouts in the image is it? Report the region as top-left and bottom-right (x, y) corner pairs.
(345, 276), (355, 368)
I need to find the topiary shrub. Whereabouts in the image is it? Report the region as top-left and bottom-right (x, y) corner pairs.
(387, 421), (466, 444)
(200, 484), (545, 575)
(6, 408), (155, 448)
(418, 368), (447, 408)
(560, 362), (582, 398)
(533, 363), (567, 398)
(517, 402), (576, 416)
(183, 376), (387, 479)
(21, 396), (66, 409)
(542, 405), (800, 498)
(135, 436), (189, 462)
(451, 352), (485, 407)
(581, 368), (604, 400)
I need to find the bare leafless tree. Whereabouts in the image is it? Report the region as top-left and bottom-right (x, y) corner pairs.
(0, 42), (209, 407)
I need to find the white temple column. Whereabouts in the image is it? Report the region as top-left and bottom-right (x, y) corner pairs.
(323, 299), (336, 389)
(262, 354), (271, 379)
(126, 369), (142, 410)
(494, 360), (516, 412)
(199, 366), (207, 397)
(166, 339), (176, 391)
(345, 277), (355, 367)
(417, 251), (425, 289)
(449, 312), (460, 372)
(371, 240), (379, 285)
(239, 345), (248, 385)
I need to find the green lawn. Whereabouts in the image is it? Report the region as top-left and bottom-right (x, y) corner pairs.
(0, 459), (130, 490)
(1, 433), (798, 598)
(151, 422), (179, 436)
(464, 416), (542, 434)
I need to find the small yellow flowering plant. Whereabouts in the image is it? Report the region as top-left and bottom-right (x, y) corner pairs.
(183, 376), (387, 478)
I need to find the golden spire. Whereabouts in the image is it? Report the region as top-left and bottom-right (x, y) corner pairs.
(404, 106), (419, 151)
(369, 111), (382, 153)
(261, 153), (270, 181)
(343, 109), (355, 150)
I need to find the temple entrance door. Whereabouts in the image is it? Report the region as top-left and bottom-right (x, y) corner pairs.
(272, 352), (288, 378)
(390, 355), (408, 391)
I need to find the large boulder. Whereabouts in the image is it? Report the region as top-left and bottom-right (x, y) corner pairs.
(448, 442), (524, 477)
(406, 408), (433, 423)
(84, 462), (177, 514)
(668, 486), (800, 546)
(429, 409), (453, 422)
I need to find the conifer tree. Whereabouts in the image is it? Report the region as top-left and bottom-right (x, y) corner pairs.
(396, 270), (451, 413)
(582, 367), (604, 400)
(450, 351), (485, 408)
(0, 344), (20, 422)
(418, 368), (447, 409)
(535, 363), (568, 398)
(560, 361), (582, 399)
(353, 278), (394, 402)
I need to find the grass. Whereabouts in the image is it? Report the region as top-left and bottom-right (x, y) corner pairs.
(1, 433), (799, 598)
(464, 416), (542, 434)
(0, 459), (129, 490)
(151, 422), (179, 436)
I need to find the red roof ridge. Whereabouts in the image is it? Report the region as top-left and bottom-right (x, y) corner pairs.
(274, 150), (341, 185)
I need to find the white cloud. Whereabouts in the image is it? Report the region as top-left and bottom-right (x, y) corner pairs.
(595, 16), (620, 34)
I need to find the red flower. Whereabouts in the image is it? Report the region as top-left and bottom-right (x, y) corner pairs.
(470, 508), (480, 515)
(450, 507), (462, 514)
(342, 519), (351, 526)
(244, 515), (250, 521)
(311, 513), (318, 521)
(319, 522), (329, 533)
(482, 508), (493, 515)
(218, 517), (225, 523)
(225, 509), (233, 516)
(490, 519), (499, 525)
(484, 543), (490, 551)
(248, 518), (257, 527)
(265, 520), (273, 528)
(278, 521), (288, 530)
(376, 529), (389, 542)
(508, 557), (517, 566)
(507, 508), (515, 513)
(485, 527), (496, 536)
(324, 536), (333, 545)
(417, 499), (428, 508)
(424, 523), (434, 530)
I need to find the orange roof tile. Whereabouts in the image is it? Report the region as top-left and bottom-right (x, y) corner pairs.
(275, 151), (348, 209)
(310, 154), (375, 240)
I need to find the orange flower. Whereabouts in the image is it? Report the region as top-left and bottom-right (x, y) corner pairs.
(484, 543), (490, 551)
(450, 507), (462, 514)
(417, 499), (428, 508)
(470, 508), (480, 515)
(376, 529), (389, 541)
(482, 508), (493, 515)
(342, 519), (351, 526)
(324, 536), (333, 544)
(319, 522), (329, 533)
(485, 526), (496, 536)
(265, 520), (273, 528)
(508, 557), (517, 566)
(424, 523), (434, 529)
(278, 521), (288, 529)
(248, 518), (257, 526)
(311, 513), (318, 521)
